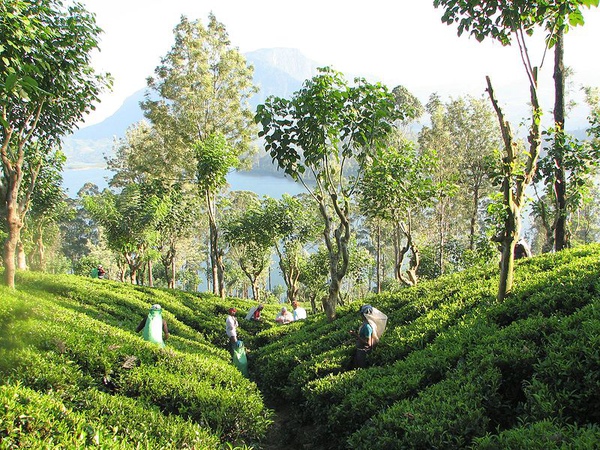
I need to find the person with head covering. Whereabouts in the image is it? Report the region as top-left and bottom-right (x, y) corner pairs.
(97, 264), (106, 279)
(349, 305), (374, 369)
(136, 304), (169, 348)
(226, 307), (239, 351)
(291, 301), (307, 321)
(514, 238), (532, 259)
(275, 306), (294, 324)
(245, 303), (264, 321)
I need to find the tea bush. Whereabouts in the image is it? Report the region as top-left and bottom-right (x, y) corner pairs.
(3, 244), (600, 449)
(0, 383), (220, 448)
(1, 272), (273, 448)
(251, 244), (600, 449)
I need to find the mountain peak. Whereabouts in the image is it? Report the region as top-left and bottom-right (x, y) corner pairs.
(245, 48), (319, 82)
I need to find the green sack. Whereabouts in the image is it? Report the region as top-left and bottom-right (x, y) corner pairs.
(232, 340), (248, 377)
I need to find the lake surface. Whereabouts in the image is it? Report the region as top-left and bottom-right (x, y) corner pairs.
(62, 167), (305, 199)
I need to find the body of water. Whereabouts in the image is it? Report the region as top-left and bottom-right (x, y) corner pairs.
(62, 167), (305, 199)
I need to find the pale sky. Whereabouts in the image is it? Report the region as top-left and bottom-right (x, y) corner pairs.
(79, 0), (600, 129)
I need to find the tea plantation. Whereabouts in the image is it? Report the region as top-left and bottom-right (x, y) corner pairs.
(2, 244), (600, 449)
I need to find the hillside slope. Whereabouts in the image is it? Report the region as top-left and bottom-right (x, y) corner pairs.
(251, 244), (600, 449)
(0, 273), (281, 449)
(2, 245), (600, 449)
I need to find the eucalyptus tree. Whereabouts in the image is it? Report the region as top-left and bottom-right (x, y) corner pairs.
(445, 96), (501, 250)
(0, 0), (111, 288)
(417, 94), (460, 275)
(256, 67), (411, 320)
(142, 14), (257, 298)
(107, 121), (200, 288)
(359, 139), (437, 287)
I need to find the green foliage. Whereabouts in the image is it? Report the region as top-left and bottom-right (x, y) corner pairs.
(3, 245), (600, 449)
(0, 271), (273, 447)
(251, 244), (600, 449)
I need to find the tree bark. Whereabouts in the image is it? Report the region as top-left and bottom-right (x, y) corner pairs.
(319, 193), (350, 321)
(376, 222), (381, 294)
(147, 260), (154, 287)
(469, 185), (480, 251)
(17, 240), (27, 270)
(553, 29), (567, 251)
(486, 72), (541, 302)
(3, 173), (23, 287)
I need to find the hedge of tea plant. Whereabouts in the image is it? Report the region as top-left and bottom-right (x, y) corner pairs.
(251, 244), (600, 449)
(0, 271), (274, 448)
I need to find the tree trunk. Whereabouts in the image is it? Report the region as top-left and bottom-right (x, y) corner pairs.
(251, 279), (260, 301)
(17, 240), (27, 270)
(276, 244), (300, 303)
(216, 249), (225, 299)
(486, 71), (541, 302)
(147, 260), (154, 287)
(170, 257), (176, 289)
(376, 222), (381, 294)
(3, 226), (19, 288)
(320, 193), (350, 321)
(34, 222), (46, 271)
(206, 191), (225, 297)
(553, 29), (567, 251)
(393, 223), (402, 282)
(469, 185), (480, 251)
(323, 275), (341, 321)
(438, 200), (446, 274)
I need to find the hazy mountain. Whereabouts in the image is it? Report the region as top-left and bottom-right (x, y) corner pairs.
(66, 48), (318, 143)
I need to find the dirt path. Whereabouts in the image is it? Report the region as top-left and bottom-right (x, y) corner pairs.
(259, 400), (314, 450)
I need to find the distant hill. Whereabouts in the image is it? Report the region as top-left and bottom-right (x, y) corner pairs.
(61, 48), (319, 192)
(66, 48), (318, 143)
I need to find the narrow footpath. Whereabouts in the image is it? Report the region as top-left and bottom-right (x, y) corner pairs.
(260, 399), (316, 450)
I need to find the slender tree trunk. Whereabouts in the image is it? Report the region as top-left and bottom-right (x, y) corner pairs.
(206, 191), (225, 297)
(17, 240), (27, 270)
(438, 200), (446, 274)
(376, 222), (381, 294)
(34, 222), (46, 271)
(147, 260), (154, 287)
(553, 29), (567, 251)
(3, 169), (23, 288)
(170, 257), (176, 289)
(320, 193), (350, 321)
(486, 72), (541, 301)
(469, 185), (480, 251)
(216, 249), (225, 298)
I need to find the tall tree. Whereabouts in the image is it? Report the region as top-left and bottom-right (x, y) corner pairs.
(257, 67), (411, 320)
(142, 14), (257, 298)
(445, 96), (500, 251)
(195, 133), (239, 297)
(222, 198), (276, 301)
(107, 121), (199, 288)
(418, 94), (460, 275)
(434, 0), (553, 300)
(0, 0), (110, 287)
(359, 139), (437, 287)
